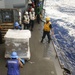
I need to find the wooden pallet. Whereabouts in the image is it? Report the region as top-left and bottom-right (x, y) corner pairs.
(0, 23), (14, 40)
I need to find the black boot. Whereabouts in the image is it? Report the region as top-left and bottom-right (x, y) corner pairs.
(48, 40), (50, 43)
(41, 39), (43, 43)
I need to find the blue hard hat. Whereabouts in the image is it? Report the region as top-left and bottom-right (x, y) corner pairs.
(14, 22), (19, 27)
(11, 52), (18, 58)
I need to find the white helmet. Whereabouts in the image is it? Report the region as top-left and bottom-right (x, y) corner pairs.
(25, 11), (28, 15)
(31, 8), (34, 11)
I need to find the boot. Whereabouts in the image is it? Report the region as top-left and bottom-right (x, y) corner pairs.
(40, 39), (43, 43)
(48, 40), (50, 43)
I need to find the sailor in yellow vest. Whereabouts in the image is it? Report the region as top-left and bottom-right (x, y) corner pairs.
(41, 17), (53, 43)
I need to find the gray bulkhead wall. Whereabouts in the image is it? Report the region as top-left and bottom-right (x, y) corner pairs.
(4, 0), (27, 8)
(13, 0), (28, 23)
(4, 0), (28, 23)
(0, 0), (5, 8)
(4, 0), (13, 8)
(13, 0), (28, 13)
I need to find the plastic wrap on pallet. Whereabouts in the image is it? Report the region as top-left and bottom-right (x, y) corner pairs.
(5, 47), (30, 58)
(4, 29), (31, 59)
(5, 41), (28, 52)
(4, 29), (31, 40)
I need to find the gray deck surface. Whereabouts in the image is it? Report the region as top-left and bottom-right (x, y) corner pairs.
(0, 21), (63, 75)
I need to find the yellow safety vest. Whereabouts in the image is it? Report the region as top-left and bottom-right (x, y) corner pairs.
(43, 22), (51, 31)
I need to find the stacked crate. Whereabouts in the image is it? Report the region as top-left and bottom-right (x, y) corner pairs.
(4, 29), (31, 60)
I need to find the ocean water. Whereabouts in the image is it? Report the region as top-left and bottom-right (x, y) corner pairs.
(43, 0), (75, 74)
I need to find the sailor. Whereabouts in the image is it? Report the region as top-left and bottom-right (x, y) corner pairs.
(23, 11), (30, 29)
(40, 17), (54, 43)
(14, 22), (22, 30)
(6, 52), (23, 75)
(29, 8), (35, 31)
(35, 4), (41, 24)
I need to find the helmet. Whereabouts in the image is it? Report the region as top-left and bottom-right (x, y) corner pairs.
(11, 52), (18, 58)
(25, 11), (28, 15)
(14, 22), (19, 27)
(46, 17), (50, 21)
(31, 8), (34, 11)
(28, 0), (32, 4)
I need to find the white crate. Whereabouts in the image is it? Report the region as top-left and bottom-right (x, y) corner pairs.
(4, 29), (31, 60)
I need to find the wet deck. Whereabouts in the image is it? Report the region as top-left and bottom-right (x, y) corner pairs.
(0, 21), (63, 75)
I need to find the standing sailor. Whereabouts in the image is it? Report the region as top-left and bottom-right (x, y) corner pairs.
(41, 17), (53, 43)
(29, 8), (35, 31)
(23, 11), (30, 29)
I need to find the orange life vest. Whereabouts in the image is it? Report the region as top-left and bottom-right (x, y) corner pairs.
(43, 22), (51, 31)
